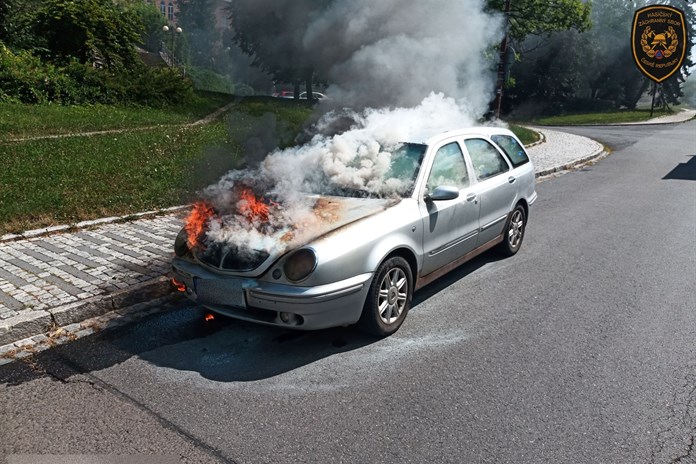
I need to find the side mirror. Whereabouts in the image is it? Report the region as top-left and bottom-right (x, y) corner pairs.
(424, 185), (459, 202)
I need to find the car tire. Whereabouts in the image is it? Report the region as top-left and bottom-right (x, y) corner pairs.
(359, 256), (413, 337)
(498, 204), (526, 257)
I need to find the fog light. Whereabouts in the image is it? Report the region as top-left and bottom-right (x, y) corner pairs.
(280, 312), (293, 324)
(272, 269), (282, 280)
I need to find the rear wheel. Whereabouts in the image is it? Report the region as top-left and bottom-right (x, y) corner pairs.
(498, 204), (526, 256)
(359, 256), (413, 337)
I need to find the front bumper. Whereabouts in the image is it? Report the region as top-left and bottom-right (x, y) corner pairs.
(172, 257), (372, 330)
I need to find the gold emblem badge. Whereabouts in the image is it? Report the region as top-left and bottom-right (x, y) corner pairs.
(632, 6), (687, 83)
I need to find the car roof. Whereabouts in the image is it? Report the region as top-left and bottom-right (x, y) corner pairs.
(419, 127), (516, 146)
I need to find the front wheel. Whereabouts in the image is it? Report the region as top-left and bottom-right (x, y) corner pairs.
(497, 204), (526, 257)
(359, 256), (413, 337)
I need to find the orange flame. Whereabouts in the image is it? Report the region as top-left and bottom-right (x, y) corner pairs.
(238, 187), (270, 223)
(185, 201), (215, 248)
(205, 313), (215, 322)
(171, 278), (186, 292)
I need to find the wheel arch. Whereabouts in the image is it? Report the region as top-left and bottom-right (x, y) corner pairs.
(381, 247), (418, 287)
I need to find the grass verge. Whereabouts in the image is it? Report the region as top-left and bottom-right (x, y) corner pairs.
(0, 98), (314, 234)
(529, 109), (676, 126)
(0, 92), (236, 139)
(509, 125), (541, 146)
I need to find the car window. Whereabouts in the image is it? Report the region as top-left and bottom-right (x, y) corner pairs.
(465, 138), (509, 180)
(491, 134), (530, 167)
(426, 142), (470, 191)
(384, 143), (426, 197)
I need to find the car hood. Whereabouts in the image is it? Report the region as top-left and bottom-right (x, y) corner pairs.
(193, 194), (400, 277)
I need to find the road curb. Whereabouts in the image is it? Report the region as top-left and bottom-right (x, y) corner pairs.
(0, 276), (174, 346)
(535, 147), (609, 179)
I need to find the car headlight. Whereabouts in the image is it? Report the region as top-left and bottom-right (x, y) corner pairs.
(174, 228), (190, 257)
(283, 248), (317, 282)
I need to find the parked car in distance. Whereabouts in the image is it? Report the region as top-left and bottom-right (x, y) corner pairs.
(299, 91), (328, 101)
(272, 90), (295, 99)
(172, 127), (537, 337)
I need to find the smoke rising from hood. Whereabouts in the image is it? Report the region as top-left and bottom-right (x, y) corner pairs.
(198, 94), (481, 255)
(191, 1), (505, 255)
(231, 0), (503, 112)
(302, 0), (502, 111)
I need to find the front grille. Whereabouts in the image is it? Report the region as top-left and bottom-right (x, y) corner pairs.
(197, 243), (269, 272)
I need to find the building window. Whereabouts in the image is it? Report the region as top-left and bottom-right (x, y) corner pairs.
(168, 2), (174, 20)
(160, 1), (165, 15)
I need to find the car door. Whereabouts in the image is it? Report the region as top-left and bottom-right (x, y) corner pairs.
(463, 138), (517, 246)
(419, 141), (480, 276)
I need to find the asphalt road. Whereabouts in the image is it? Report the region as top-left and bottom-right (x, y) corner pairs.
(1, 122), (695, 464)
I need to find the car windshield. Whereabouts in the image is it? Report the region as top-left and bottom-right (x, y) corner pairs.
(311, 142), (426, 199)
(383, 143), (427, 197)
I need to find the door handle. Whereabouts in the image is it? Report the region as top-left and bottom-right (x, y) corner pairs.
(466, 193), (477, 202)
(508, 176), (516, 184)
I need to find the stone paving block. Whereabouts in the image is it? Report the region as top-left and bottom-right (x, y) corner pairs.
(0, 310), (53, 346)
(112, 258), (151, 276)
(43, 274), (84, 297)
(0, 267), (30, 287)
(74, 328), (95, 338)
(75, 245), (111, 258)
(7, 258), (45, 276)
(30, 334), (49, 344)
(50, 299), (112, 327)
(75, 232), (108, 245)
(0, 289), (24, 311)
(109, 245), (142, 260)
(58, 264), (100, 283)
(102, 231), (135, 245)
(22, 248), (55, 263)
(0, 343), (18, 355)
(34, 241), (67, 256)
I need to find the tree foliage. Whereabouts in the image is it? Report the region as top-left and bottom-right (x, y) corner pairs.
(487, 0), (591, 41)
(228, 0), (328, 96)
(33, 0), (142, 69)
(0, 0), (193, 105)
(506, 0), (694, 115)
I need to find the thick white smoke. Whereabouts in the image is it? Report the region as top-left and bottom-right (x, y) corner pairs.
(303, 0), (502, 112)
(195, 0), (504, 254)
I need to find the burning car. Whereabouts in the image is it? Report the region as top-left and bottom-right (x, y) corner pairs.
(171, 127), (536, 336)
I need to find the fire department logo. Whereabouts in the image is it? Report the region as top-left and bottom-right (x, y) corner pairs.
(632, 5), (687, 83)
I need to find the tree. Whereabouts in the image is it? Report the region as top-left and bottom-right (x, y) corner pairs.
(177, 0), (218, 68)
(487, 0), (591, 41)
(228, 0), (327, 98)
(0, 0), (11, 42)
(126, 1), (168, 53)
(33, 0), (142, 69)
(506, 0), (695, 114)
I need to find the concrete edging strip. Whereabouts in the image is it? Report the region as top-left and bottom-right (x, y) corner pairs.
(0, 276), (174, 346)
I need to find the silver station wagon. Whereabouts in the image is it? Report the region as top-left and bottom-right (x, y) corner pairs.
(172, 127), (537, 336)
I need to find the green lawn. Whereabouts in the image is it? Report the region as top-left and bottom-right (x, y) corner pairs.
(529, 109), (677, 126)
(509, 125), (541, 146)
(0, 96), (553, 235)
(0, 93), (236, 139)
(0, 97), (313, 234)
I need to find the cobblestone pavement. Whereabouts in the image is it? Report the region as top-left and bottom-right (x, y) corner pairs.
(6, 113), (693, 355)
(0, 215), (183, 347)
(0, 216), (180, 317)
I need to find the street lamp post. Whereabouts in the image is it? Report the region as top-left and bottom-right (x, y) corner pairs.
(161, 25), (184, 74)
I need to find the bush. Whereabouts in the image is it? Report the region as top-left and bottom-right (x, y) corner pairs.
(0, 43), (193, 106)
(188, 67), (235, 94)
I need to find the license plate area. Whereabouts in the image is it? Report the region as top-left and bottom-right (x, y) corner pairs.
(195, 278), (246, 308)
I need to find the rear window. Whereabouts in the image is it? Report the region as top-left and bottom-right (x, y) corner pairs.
(491, 134), (529, 168)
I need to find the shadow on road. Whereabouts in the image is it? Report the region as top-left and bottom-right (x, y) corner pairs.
(0, 250), (505, 387)
(663, 156), (696, 181)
